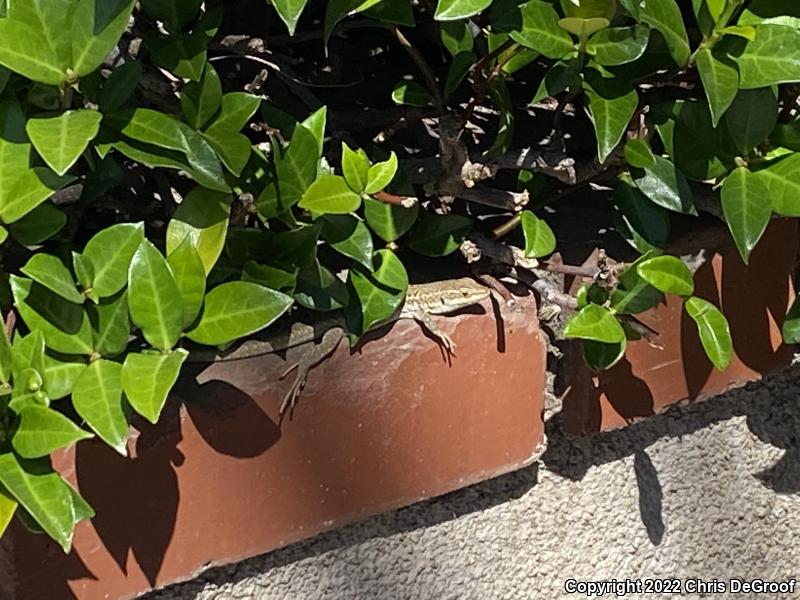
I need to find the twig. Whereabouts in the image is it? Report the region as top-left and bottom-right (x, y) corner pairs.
(372, 191), (418, 208)
(472, 270), (515, 306)
(458, 185), (529, 211)
(388, 25), (444, 111)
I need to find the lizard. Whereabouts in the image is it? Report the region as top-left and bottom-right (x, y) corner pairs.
(186, 278), (492, 416)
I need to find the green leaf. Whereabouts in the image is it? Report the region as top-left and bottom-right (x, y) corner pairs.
(558, 17), (609, 39)
(295, 261), (349, 311)
(128, 239), (184, 351)
(564, 304), (625, 343)
(100, 60), (142, 112)
(205, 92), (261, 134)
(732, 25), (800, 89)
(1, 167), (73, 225)
(8, 203), (66, 245)
(12, 406), (91, 459)
(43, 354), (86, 400)
(88, 290), (130, 357)
(82, 222), (145, 298)
(186, 281), (294, 345)
(299, 174), (362, 214)
(70, 0), (136, 77)
(201, 128), (251, 177)
(613, 175), (670, 253)
(26, 110), (102, 176)
(445, 51), (476, 96)
(243, 261), (298, 295)
(720, 166), (771, 264)
(181, 62), (222, 130)
(587, 25), (650, 66)
(434, 0), (491, 20)
(166, 187), (230, 275)
(272, 0), (310, 34)
(623, 138), (656, 168)
(341, 142), (370, 194)
(0, 19), (63, 85)
(695, 48), (738, 127)
(582, 68), (639, 163)
(320, 215), (374, 269)
(610, 265), (664, 314)
(532, 57), (581, 103)
(582, 338), (626, 371)
(0, 486), (17, 538)
(510, 0), (575, 59)
(273, 124), (320, 209)
(782, 295), (800, 343)
(365, 152), (398, 194)
(684, 296), (732, 370)
(10, 276), (93, 355)
(363, 196), (419, 242)
(520, 210), (556, 257)
(639, 0), (690, 65)
(71, 359), (127, 456)
(633, 155), (695, 214)
(167, 238), (206, 329)
(636, 255), (694, 296)
(20, 254), (83, 304)
(0, 454), (75, 552)
(347, 249), (408, 336)
(391, 81), (433, 107)
(723, 87), (777, 155)
(752, 153), (800, 216)
(121, 350), (187, 424)
(408, 213), (472, 256)
(12, 332), (45, 388)
(0, 312), (11, 385)
(141, 0), (202, 31)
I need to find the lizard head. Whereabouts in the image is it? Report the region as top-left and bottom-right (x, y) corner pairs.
(448, 278), (492, 305)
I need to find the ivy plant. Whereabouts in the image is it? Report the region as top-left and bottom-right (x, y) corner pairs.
(0, 0), (795, 552)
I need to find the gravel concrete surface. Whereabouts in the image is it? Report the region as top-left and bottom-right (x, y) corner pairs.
(143, 365), (800, 600)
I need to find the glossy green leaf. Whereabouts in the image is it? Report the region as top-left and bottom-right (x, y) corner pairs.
(21, 254), (83, 304)
(582, 69), (638, 163)
(100, 60), (142, 112)
(26, 110), (102, 176)
(181, 63), (222, 130)
(532, 58), (581, 103)
(166, 187), (230, 275)
(564, 304), (626, 343)
(391, 81), (433, 107)
(510, 0), (574, 59)
(684, 296), (732, 370)
(167, 238), (206, 328)
(341, 142), (370, 193)
(639, 0), (690, 65)
(434, 0), (492, 20)
(0, 18), (63, 84)
(753, 153), (800, 216)
(8, 203), (66, 245)
(582, 338), (626, 371)
(205, 93), (261, 134)
(295, 261), (349, 311)
(445, 51), (476, 96)
(121, 350), (187, 424)
(274, 124), (320, 209)
(272, 0), (311, 34)
(363, 196), (419, 242)
(10, 276), (93, 355)
(128, 239), (184, 351)
(11, 332), (45, 388)
(347, 249), (408, 336)
(88, 290), (130, 357)
(695, 48), (738, 127)
(733, 25), (800, 89)
(320, 215), (374, 269)
(1, 167), (73, 225)
(0, 486), (17, 538)
(0, 454), (75, 552)
(613, 176), (670, 253)
(610, 262), (664, 314)
(633, 155), (695, 214)
(558, 17), (609, 38)
(299, 174), (362, 214)
(43, 354), (86, 401)
(365, 152), (398, 194)
(72, 359), (128, 455)
(782, 295), (800, 343)
(637, 255), (694, 296)
(520, 210), (556, 257)
(587, 25), (649, 66)
(724, 88), (777, 155)
(720, 167), (771, 264)
(82, 222), (145, 298)
(12, 406), (91, 459)
(141, 0), (202, 31)
(186, 281), (294, 345)
(0, 311), (11, 385)
(243, 262), (298, 295)
(70, 0), (136, 77)
(623, 139), (656, 168)
(202, 128), (251, 177)
(408, 213), (472, 257)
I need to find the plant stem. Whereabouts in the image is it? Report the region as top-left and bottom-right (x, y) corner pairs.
(389, 25), (444, 111)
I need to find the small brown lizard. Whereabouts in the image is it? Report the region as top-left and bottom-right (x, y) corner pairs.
(188, 278), (492, 415)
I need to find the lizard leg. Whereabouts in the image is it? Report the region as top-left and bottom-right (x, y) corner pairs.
(279, 327), (345, 415)
(406, 311), (455, 355)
